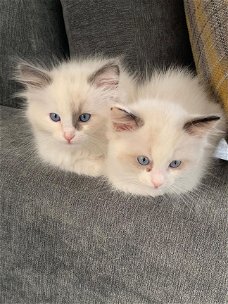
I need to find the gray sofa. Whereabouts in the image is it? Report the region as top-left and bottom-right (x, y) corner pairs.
(1, 1), (227, 303)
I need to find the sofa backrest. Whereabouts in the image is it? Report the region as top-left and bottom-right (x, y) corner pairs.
(0, 0), (69, 108)
(61, 0), (194, 78)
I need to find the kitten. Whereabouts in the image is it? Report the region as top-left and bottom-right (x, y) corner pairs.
(15, 57), (135, 176)
(105, 68), (226, 196)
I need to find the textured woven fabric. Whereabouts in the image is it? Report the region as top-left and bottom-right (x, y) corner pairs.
(184, 0), (228, 116)
(1, 2), (228, 303)
(61, 0), (194, 78)
(1, 105), (228, 303)
(0, 0), (69, 108)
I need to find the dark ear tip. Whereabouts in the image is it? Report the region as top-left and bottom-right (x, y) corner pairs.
(183, 114), (221, 133)
(204, 115), (221, 122)
(114, 64), (120, 75)
(107, 63), (120, 76)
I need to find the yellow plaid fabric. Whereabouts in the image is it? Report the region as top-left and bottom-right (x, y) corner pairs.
(184, 1), (228, 117)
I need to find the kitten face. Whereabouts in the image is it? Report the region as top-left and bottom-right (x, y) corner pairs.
(27, 81), (103, 147)
(114, 127), (197, 194)
(107, 101), (221, 196)
(17, 60), (120, 148)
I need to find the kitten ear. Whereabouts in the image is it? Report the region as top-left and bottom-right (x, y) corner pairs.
(110, 106), (143, 132)
(183, 115), (220, 136)
(89, 62), (120, 89)
(16, 62), (52, 88)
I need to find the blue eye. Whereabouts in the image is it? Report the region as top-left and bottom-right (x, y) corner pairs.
(169, 160), (182, 168)
(49, 113), (61, 122)
(79, 113), (91, 122)
(137, 155), (150, 166)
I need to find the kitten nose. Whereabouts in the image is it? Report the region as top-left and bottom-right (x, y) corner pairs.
(64, 132), (75, 143)
(152, 180), (163, 189)
(151, 173), (164, 189)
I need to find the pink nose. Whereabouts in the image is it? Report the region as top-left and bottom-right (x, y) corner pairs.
(151, 172), (164, 189)
(152, 180), (163, 189)
(64, 132), (75, 143)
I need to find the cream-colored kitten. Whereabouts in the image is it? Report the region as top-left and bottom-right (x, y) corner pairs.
(16, 58), (135, 176)
(106, 68), (226, 196)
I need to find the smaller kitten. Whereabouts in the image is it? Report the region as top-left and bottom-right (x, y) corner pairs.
(15, 57), (135, 176)
(105, 68), (226, 196)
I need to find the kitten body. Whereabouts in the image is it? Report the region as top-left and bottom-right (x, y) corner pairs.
(16, 58), (136, 176)
(106, 68), (226, 196)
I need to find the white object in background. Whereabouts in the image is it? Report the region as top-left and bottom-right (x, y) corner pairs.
(214, 139), (228, 161)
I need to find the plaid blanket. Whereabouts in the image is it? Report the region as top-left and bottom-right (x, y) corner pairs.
(184, 0), (228, 117)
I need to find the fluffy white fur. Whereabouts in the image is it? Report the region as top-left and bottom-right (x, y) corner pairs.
(106, 68), (226, 196)
(16, 57), (135, 176)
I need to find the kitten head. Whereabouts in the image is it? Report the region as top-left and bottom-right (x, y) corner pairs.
(106, 100), (221, 196)
(16, 59), (120, 148)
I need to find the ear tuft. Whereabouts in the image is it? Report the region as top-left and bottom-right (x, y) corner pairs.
(15, 62), (52, 88)
(183, 115), (220, 136)
(110, 106), (143, 132)
(89, 62), (120, 89)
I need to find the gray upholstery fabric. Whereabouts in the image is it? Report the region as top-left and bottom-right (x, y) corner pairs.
(1, 105), (227, 303)
(61, 0), (194, 78)
(0, 0), (69, 108)
(1, 1), (227, 303)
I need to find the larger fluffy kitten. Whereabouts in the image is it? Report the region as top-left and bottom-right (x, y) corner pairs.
(106, 68), (226, 196)
(16, 58), (135, 176)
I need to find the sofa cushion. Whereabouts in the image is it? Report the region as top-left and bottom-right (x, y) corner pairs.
(1, 105), (227, 303)
(184, 0), (228, 117)
(61, 0), (194, 77)
(0, 0), (69, 108)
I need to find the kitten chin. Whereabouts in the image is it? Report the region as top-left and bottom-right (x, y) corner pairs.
(105, 68), (226, 196)
(15, 57), (136, 176)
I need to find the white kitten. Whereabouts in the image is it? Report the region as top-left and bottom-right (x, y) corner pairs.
(15, 57), (135, 176)
(106, 68), (226, 196)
